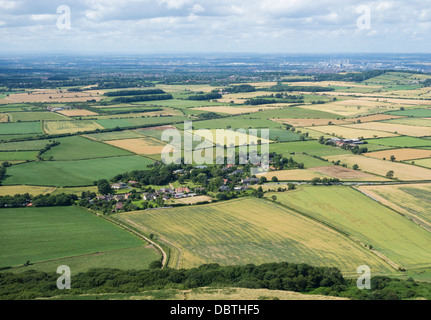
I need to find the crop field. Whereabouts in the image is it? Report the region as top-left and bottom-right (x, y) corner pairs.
(364, 148), (431, 161)
(104, 137), (166, 155)
(0, 185), (56, 196)
(84, 130), (145, 141)
(0, 89), (103, 104)
(0, 206), (145, 268)
(43, 120), (104, 134)
(0, 122), (43, 135)
(357, 184), (431, 229)
(366, 136), (431, 148)
(3, 155), (154, 187)
(311, 165), (388, 180)
(57, 109), (98, 116)
(273, 118), (349, 127)
(344, 122), (431, 137)
(190, 105), (285, 115)
(94, 115), (187, 129)
(251, 106), (339, 120)
(324, 154), (431, 180)
(0, 139), (55, 151)
(115, 198), (391, 275)
(41, 136), (132, 160)
(271, 186), (431, 270)
(268, 141), (350, 157)
(384, 117), (431, 127)
(257, 169), (331, 181)
(8, 112), (69, 122)
(299, 99), (398, 117)
(303, 125), (398, 139)
(186, 116), (281, 130)
(344, 114), (405, 123)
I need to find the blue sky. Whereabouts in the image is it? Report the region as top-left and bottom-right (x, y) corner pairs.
(0, 0), (431, 54)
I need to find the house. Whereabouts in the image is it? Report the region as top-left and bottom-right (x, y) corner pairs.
(124, 193), (132, 200)
(114, 202), (124, 211)
(229, 169), (243, 176)
(128, 180), (139, 186)
(162, 195), (170, 201)
(194, 165), (207, 169)
(157, 188), (173, 194)
(234, 186), (244, 191)
(143, 193), (157, 201)
(113, 194), (125, 201)
(174, 193), (186, 199)
(176, 187), (190, 194)
(111, 182), (127, 190)
(242, 178), (259, 184)
(173, 169), (184, 174)
(219, 185), (230, 192)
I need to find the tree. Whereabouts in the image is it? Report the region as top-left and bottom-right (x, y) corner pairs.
(352, 164), (359, 170)
(386, 170), (394, 179)
(97, 179), (112, 195)
(271, 195), (277, 201)
(271, 176), (279, 182)
(258, 176), (267, 185)
(390, 155), (396, 162)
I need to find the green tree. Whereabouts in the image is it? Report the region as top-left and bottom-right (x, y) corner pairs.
(97, 179), (112, 195)
(386, 170), (395, 179)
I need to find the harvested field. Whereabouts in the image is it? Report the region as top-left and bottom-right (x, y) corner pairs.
(169, 195), (213, 205)
(258, 169), (331, 181)
(191, 105), (284, 115)
(272, 118), (349, 127)
(57, 109), (98, 116)
(344, 114), (405, 123)
(364, 148), (431, 161)
(0, 185), (56, 196)
(325, 154), (431, 180)
(0, 89), (103, 103)
(0, 113), (9, 122)
(312, 165), (388, 180)
(304, 125), (398, 139)
(104, 137), (166, 155)
(345, 122), (431, 137)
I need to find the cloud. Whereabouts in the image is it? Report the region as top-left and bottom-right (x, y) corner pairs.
(0, 0), (430, 53)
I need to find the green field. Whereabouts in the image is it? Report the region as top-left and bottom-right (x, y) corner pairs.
(250, 106), (340, 119)
(366, 136), (431, 148)
(115, 197), (392, 275)
(95, 116), (187, 129)
(0, 206), (146, 268)
(42, 136), (132, 160)
(388, 108), (431, 117)
(0, 139), (55, 151)
(84, 130), (145, 141)
(386, 117), (431, 127)
(3, 155), (154, 187)
(270, 186), (431, 270)
(0, 151), (37, 161)
(0, 122), (43, 135)
(268, 141), (349, 157)
(8, 112), (69, 122)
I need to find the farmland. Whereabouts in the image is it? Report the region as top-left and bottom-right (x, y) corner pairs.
(3, 155), (154, 186)
(270, 186), (431, 270)
(0, 206), (151, 269)
(364, 148), (431, 161)
(115, 198), (391, 275)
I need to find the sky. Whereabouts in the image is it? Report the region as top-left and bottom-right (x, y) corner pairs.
(1, 0), (431, 54)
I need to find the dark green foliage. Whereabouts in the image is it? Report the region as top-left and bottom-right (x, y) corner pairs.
(187, 92), (222, 100)
(110, 94), (173, 103)
(104, 89), (165, 96)
(225, 84), (256, 93)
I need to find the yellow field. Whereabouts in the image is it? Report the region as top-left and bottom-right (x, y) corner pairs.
(43, 120), (104, 134)
(365, 148), (431, 161)
(300, 99), (399, 117)
(357, 183), (431, 230)
(169, 195), (213, 205)
(0, 185), (56, 196)
(57, 109), (98, 116)
(344, 114), (404, 123)
(273, 118), (349, 127)
(258, 169), (330, 181)
(190, 129), (273, 147)
(0, 89), (104, 104)
(312, 165), (388, 181)
(345, 122), (431, 137)
(0, 113), (8, 122)
(325, 154), (431, 180)
(191, 105), (284, 115)
(303, 125), (398, 139)
(104, 137), (166, 155)
(284, 81), (382, 88)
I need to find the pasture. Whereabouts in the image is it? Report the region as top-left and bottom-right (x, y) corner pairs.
(345, 122), (431, 137)
(8, 112), (69, 122)
(3, 155), (154, 187)
(43, 120), (104, 135)
(270, 186), (431, 270)
(0, 122), (43, 135)
(366, 136), (431, 148)
(41, 136), (132, 160)
(388, 108), (431, 117)
(303, 125), (398, 139)
(0, 206), (144, 268)
(0, 185), (56, 196)
(115, 198), (391, 275)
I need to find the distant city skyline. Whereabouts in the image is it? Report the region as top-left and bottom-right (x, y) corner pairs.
(1, 0), (431, 54)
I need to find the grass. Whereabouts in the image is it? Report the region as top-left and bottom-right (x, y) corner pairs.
(3, 155), (154, 187)
(0, 122), (43, 135)
(0, 151), (37, 161)
(8, 112), (69, 122)
(345, 122), (431, 137)
(0, 139), (56, 151)
(94, 116), (187, 129)
(43, 120), (104, 134)
(0, 206), (144, 268)
(4, 245), (160, 274)
(115, 197), (392, 275)
(84, 130), (145, 141)
(268, 141), (349, 157)
(388, 108), (431, 117)
(270, 186), (431, 270)
(304, 125), (398, 139)
(0, 185), (56, 196)
(42, 136), (132, 160)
